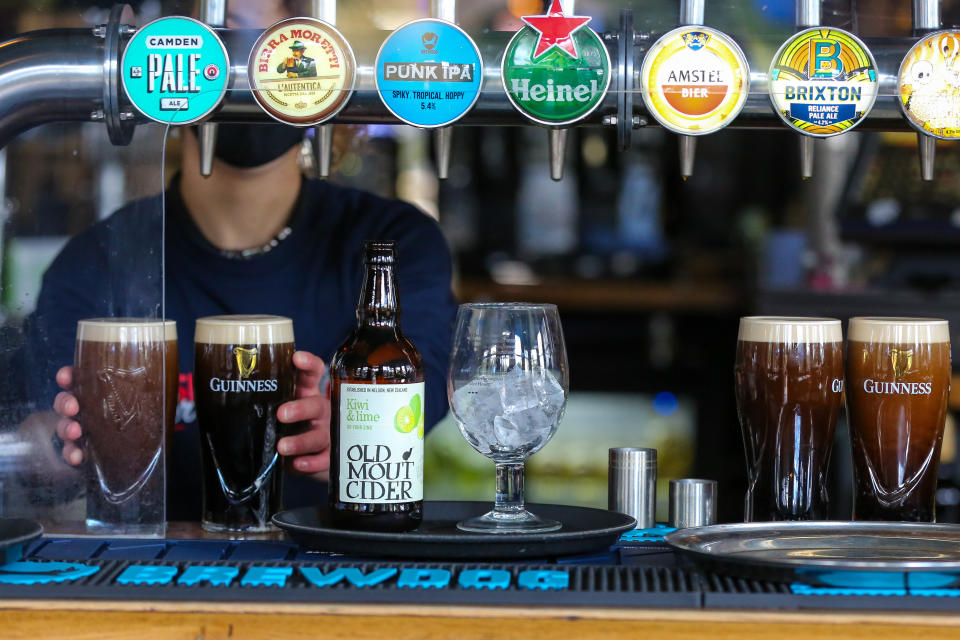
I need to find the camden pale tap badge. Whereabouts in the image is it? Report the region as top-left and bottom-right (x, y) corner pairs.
(248, 17), (356, 126)
(769, 28), (879, 137)
(121, 16), (230, 125)
(899, 31), (960, 139)
(376, 19), (484, 128)
(501, 0), (611, 126)
(640, 26), (749, 135)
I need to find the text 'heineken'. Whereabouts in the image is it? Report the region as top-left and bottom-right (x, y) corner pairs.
(329, 241), (425, 532)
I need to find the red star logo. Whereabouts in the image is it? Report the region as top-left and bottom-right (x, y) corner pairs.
(522, 0), (592, 61)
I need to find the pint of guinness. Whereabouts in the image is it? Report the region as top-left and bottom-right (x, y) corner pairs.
(847, 317), (951, 521)
(74, 318), (178, 536)
(194, 315), (296, 532)
(734, 317), (844, 521)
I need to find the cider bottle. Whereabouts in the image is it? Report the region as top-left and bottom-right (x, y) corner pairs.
(329, 241), (424, 531)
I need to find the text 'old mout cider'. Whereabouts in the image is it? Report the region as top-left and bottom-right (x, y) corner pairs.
(329, 241), (425, 531)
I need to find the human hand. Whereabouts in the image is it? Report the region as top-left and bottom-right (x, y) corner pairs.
(53, 366), (84, 465)
(277, 351), (331, 481)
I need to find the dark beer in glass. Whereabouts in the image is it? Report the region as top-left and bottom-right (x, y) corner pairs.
(194, 315), (295, 532)
(329, 242), (425, 532)
(74, 318), (178, 536)
(847, 317), (950, 522)
(734, 317), (844, 521)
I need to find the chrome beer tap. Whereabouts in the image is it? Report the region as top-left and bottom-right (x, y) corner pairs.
(312, 0), (338, 179)
(548, 0), (575, 182)
(913, 0), (940, 181)
(431, 0), (457, 180)
(198, 0), (226, 178)
(796, 0), (821, 180)
(677, 0), (704, 180)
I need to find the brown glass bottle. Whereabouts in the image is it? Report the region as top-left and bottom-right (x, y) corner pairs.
(329, 241), (425, 532)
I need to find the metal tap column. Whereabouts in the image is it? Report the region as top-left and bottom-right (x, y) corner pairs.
(312, 0), (337, 179)
(678, 0), (705, 180)
(431, 0), (457, 180)
(198, 0), (226, 177)
(795, 0), (821, 179)
(546, 0), (576, 182)
(913, 0), (940, 181)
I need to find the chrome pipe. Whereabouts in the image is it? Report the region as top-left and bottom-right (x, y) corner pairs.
(0, 29), (103, 150)
(431, 0), (457, 23)
(199, 0), (227, 26)
(679, 0), (705, 26)
(313, 0), (337, 22)
(912, 0), (940, 33)
(795, 0), (821, 29)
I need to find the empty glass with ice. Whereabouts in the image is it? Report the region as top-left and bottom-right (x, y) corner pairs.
(448, 303), (569, 533)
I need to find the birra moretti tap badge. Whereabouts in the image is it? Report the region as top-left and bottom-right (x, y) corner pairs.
(120, 16), (229, 125)
(248, 17), (356, 126)
(501, 0), (611, 126)
(640, 26), (749, 135)
(375, 19), (483, 128)
(769, 28), (879, 137)
(899, 31), (960, 139)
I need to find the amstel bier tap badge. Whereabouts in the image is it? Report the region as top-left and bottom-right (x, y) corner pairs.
(640, 26), (749, 135)
(248, 17), (356, 126)
(899, 31), (960, 139)
(769, 28), (878, 137)
(375, 19), (484, 128)
(501, 0), (611, 126)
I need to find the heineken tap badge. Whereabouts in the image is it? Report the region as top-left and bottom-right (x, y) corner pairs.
(502, 0), (611, 126)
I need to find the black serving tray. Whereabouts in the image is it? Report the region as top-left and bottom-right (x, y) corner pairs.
(273, 501), (635, 559)
(0, 518), (43, 563)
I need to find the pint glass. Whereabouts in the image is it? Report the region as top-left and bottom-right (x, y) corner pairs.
(734, 317), (844, 521)
(847, 317), (951, 521)
(194, 315), (295, 532)
(74, 318), (178, 536)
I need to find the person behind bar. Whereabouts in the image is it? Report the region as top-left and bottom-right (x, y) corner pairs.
(24, 0), (456, 520)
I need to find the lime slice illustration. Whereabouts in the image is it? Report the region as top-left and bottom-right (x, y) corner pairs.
(410, 393), (422, 426)
(416, 420), (424, 440)
(395, 406), (417, 433)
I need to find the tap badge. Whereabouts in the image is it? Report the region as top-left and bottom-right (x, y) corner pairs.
(233, 347), (258, 379)
(899, 31), (960, 139)
(640, 25), (749, 135)
(248, 17), (356, 126)
(120, 16), (230, 125)
(501, 0), (610, 126)
(769, 28), (879, 137)
(375, 19), (483, 128)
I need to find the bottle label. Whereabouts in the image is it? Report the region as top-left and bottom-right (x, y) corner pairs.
(338, 382), (425, 504)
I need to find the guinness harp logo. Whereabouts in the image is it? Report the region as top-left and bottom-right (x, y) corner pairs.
(99, 367), (146, 431)
(889, 348), (914, 380)
(234, 347), (259, 379)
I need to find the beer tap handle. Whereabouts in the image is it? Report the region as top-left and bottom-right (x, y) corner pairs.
(796, 0), (821, 180)
(197, 0), (226, 178)
(913, 0), (940, 181)
(678, 0), (705, 180)
(549, 128), (568, 181)
(431, 0), (457, 180)
(312, 0), (338, 179)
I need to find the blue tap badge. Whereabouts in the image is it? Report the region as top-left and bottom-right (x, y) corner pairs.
(375, 19), (483, 128)
(121, 16), (230, 125)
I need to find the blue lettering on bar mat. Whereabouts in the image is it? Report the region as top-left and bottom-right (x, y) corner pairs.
(0, 561), (99, 585)
(177, 565), (239, 587)
(518, 570), (569, 591)
(300, 567), (397, 588)
(397, 568), (451, 589)
(117, 565), (179, 586)
(619, 525), (677, 543)
(458, 569), (512, 590)
(241, 566), (294, 588)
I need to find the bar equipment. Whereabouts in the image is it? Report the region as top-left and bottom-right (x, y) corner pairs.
(197, 0), (226, 178)
(312, 0), (337, 179)
(678, 0), (704, 180)
(913, 0), (939, 181)
(669, 478), (717, 528)
(797, 0), (819, 179)
(432, 0), (456, 180)
(608, 448), (657, 529)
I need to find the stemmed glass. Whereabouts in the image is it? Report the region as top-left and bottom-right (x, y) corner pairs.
(448, 303), (569, 533)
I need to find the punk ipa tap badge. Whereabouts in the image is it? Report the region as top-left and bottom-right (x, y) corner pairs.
(501, 0), (611, 126)
(640, 26), (749, 135)
(899, 31), (960, 139)
(769, 28), (879, 137)
(248, 17), (356, 126)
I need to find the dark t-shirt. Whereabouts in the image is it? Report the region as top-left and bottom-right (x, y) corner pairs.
(24, 178), (456, 519)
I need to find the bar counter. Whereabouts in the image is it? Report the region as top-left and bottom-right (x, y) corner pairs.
(2, 523), (959, 639)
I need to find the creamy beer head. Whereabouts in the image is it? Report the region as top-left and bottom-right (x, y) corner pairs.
(738, 316), (842, 344)
(77, 318), (176, 343)
(848, 317), (950, 344)
(194, 315), (294, 345)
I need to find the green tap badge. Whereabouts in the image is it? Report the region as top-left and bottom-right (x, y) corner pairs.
(501, 0), (610, 126)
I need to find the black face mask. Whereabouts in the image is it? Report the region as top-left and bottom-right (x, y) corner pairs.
(195, 123), (304, 168)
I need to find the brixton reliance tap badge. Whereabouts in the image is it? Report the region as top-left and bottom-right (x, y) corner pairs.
(501, 0), (611, 126)
(248, 17), (356, 126)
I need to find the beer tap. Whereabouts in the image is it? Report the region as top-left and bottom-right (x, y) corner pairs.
(796, 0), (820, 180)
(198, 0), (226, 178)
(548, 0), (575, 182)
(311, 0), (337, 179)
(677, 0), (704, 180)
(913, 0), (940, 181)
(431, 0), (456, 180)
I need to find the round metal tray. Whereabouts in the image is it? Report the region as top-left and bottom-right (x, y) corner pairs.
(666, 521), (960, 586)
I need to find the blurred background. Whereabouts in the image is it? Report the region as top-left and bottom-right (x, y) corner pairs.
(2, 0), (960, 525)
